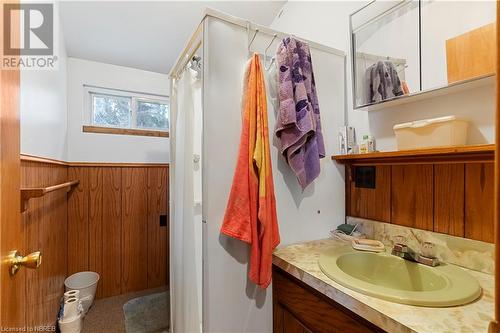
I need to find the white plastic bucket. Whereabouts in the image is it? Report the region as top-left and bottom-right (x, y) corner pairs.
(64, 272), (99, 314)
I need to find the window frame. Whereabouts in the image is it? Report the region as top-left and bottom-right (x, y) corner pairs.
(83, 85), (170, 134)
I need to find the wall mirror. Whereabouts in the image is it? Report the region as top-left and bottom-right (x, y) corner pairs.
(351, 0), (496, 110)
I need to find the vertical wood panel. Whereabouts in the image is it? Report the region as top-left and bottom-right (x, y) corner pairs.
(37, 163), (51, 326)
(21, 161), (68, 326)
(344, 162), (494, 242)
(19, 162), (168, 324)
(465, 163), (494, 242)
(122, 168), (148, 292)
(22, 161), (42, 327)
(391, 165), (433, 231)
(348, 166), (391, 222)
(42, 164), (68, 325)
(67, 167), (89, 274)
(89, 168), (103, 298)
(434, 164), (465, 237)
(101, 168), (122, 297)
(446, 23), (495, 83)
(147, 167), (168, 288)
(166, 166), (170, 286)
(67, 165), (168, 297)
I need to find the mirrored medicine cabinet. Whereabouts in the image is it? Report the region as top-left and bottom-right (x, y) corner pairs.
(350, 0), (496, 110)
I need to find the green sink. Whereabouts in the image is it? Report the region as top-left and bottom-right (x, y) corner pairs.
(318, 246), (481, 307)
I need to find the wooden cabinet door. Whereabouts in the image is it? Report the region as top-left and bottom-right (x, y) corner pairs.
(273, 268), (385, 333)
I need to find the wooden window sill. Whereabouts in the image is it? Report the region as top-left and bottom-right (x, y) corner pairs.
(83, 125), (169, 138)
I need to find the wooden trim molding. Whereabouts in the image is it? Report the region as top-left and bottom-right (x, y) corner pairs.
(20, 154), (169, 168)
(68, 161), (169, 168)
(20, 154), (68, 166)
(83, 125), (169, 138)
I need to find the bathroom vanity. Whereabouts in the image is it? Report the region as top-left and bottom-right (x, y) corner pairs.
(272, 238), (494, 333)
(273, 266), (384, 333)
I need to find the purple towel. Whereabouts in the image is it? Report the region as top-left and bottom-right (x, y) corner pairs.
(275, 37), (325, 190)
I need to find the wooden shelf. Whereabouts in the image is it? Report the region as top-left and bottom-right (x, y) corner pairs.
(21, 180), (79, 212)
(332, 144), (495, 165)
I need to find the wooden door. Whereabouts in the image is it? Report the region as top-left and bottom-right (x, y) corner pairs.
(0, 18), (25, 330)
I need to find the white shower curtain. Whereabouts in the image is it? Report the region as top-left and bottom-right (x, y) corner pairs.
(170, 67), (202, 333)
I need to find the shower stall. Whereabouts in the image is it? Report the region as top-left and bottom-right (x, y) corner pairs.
(169, 9), (346, 333)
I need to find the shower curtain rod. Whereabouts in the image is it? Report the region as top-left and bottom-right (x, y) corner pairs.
(170, 23), (203, 79)
(171, 41), (202, 80)
(206, 8), (345, 57)
(356, 51), (406, 64)
(169, 8), (346, 78)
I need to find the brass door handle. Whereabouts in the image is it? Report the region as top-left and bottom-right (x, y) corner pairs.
(6, 250), (42, 275)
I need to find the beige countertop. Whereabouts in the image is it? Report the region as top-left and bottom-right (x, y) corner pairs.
(272, 238), (494, 333)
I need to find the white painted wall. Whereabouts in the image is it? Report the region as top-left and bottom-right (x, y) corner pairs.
(202, 16), (345, 333)
(67, 58), (170, 163)
(20, 17), (68, 161)
(272, 1), (495, 151)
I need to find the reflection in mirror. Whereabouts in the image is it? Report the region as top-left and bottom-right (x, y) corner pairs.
(421, 1), (496, 90)
(351, 1), (420, 108)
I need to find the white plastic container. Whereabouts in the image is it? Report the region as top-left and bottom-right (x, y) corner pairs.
(393, 116), (469, 150)
(64, 271), (99, 314)
(62, 297), (81, 320)
(58, 313), (82, 333)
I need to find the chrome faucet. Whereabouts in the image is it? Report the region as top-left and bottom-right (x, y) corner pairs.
(391, 238), (439, 267)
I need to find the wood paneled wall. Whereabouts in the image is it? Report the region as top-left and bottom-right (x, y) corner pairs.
(21, 160), (69, 326)
(67, 166), (169, 298)
(346, 163), (494, 243)
(20, 156), (170, 325)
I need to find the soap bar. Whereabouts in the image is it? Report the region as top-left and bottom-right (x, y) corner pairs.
(352, 239), (385, 252)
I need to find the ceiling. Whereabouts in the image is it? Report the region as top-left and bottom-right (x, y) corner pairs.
(59, 1), (286, 74)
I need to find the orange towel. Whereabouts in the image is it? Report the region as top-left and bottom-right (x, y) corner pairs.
(220, 54), (280, 289)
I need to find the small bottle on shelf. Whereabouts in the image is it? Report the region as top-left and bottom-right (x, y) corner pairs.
(361, 135), (376, 153)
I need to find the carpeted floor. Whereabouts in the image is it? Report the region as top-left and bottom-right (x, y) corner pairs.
(81, 287), (168, 333)
(123, 291), (169, 333)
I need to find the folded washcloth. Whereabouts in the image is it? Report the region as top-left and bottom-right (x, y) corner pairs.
(275, 37), (325, 190)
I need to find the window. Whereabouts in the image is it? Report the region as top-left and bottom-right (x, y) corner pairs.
(84, 85), (169, 135)
(136, 100), (169, 130)
(92, 93), (132, 128)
